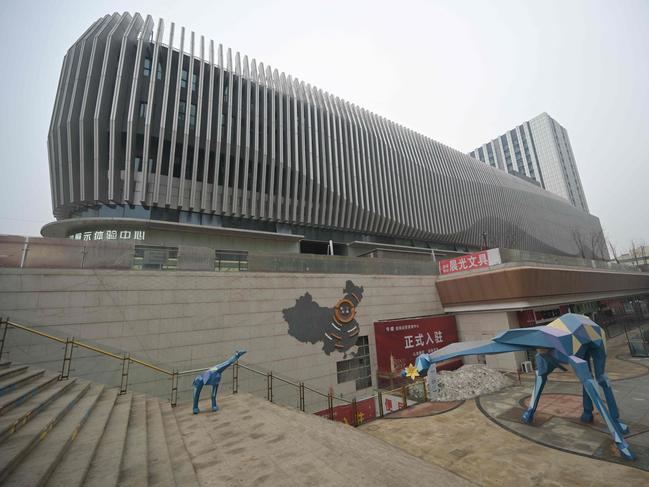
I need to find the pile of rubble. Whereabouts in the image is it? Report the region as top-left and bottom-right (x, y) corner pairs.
(430, 364), (513, 402)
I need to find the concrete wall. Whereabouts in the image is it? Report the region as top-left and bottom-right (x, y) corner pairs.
(0, 268), (443, 408)
(455, 311), (527, 371)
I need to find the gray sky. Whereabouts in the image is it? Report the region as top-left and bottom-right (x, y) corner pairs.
(1, 0), (647, 253)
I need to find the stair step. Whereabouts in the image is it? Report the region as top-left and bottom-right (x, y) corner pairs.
(45, 388), (119, 487)
(0, 362), (12, 368)
(0, 365), (28, 381)
(0, 380), (91, 483)
(0, 377), (77, 442)
(159, 402), (199, 487)
(118, 394), (148, 487)
(0, 369), (45, 397)
(146, 398), (174, 487)
(84, 393), (133, 487)
(0, 374), (60, 417)
(2, 383), (104, 487)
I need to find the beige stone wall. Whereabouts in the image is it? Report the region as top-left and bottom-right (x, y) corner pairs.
(455, 311), (528, 371)
(0, 268), (443, 406)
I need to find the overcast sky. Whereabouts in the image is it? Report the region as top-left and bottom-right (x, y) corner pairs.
(0, 0), (647, 253)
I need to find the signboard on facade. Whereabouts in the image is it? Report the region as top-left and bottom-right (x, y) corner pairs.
(438, 248), (501, 275)
(381, 393), (419, 414)
(374, 315), (460, 377)
(68, 230), (146, 242)
(314, 396), (376, 425)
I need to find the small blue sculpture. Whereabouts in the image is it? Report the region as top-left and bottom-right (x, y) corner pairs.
(402, 314), (635, 460)
(192, 350), (246, 414)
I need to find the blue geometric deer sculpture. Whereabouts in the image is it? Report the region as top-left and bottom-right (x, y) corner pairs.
(192, 350), (246, 414)
(402, 314), (635, 460)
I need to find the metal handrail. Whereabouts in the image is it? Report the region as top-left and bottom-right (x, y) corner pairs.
(177, 362), (268, 377)
(3, 319), (173, 375)
(3, 320), (67, 345)
(269, 373), (300, 388)
(302, 384), (330, 398)
(1, 319), (322, 389)
(303, 384), (354, 404)
(0, 318), (363, 415)
(130, 356), (172, 375)
(74, 341), (127, 362)
(177, 367), (210, 376)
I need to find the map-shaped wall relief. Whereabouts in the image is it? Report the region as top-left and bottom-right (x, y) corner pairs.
(282, 280), (364, 356)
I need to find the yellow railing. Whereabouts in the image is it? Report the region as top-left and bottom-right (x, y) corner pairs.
(0, 318), (353, 415)
(0, 317), (439, 424)
(0, 318), (180, 401)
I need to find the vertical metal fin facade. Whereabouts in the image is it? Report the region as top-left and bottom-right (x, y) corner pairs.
(48, 12), (606, 258)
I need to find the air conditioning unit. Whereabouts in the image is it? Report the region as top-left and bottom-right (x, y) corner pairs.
(521, 361), (533, 373)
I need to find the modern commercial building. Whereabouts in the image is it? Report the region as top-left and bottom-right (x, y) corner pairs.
(469, 113), (589, 213)
(44, 12), (606, 259)
(2, 13), (648, 416)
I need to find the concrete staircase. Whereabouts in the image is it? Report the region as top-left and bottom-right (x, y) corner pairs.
(0, 362), (199, 487)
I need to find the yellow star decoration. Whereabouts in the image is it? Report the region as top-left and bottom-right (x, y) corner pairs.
(405, 363), (420, 381)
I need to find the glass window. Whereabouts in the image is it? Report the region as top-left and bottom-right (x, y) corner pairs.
(132, 245), (178, 271)
(156, 62), (163, 80)
(190, 104), (196, 128)
(139, 101), (147, 118)
(192, 73), (197, 92)
(487, 143), (495, 166)
(134, 157), (142, 171)
(335, 336), (372, 390)
(501, 136), (512, 171)
(214, 250), (248, 271)
(181, 69), (188, 89)
(143, 58), (151, 77)
(178, 101), (186, 123)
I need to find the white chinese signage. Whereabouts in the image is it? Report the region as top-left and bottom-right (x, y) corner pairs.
(375, 315), (459, 375)
(69, 230), (146, 241)
(438, 248), (501, 275)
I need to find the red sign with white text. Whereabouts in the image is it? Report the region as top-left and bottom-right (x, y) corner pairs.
(314, 397), (376, 425)
(374, 315), (459, 376)
(438, 248), (501, 275)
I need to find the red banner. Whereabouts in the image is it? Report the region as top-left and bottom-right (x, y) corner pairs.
(438, 248), (501, 275)
(517, 310), (536, 327)
(374, 315), (459, 376)
(314, 397), (376, 425)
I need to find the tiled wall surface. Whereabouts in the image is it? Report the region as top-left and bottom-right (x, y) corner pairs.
(0, 268), (443, 405)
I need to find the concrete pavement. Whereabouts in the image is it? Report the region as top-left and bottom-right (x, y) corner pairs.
(177, 393), (477, 486)
(362, 336), (649, 486)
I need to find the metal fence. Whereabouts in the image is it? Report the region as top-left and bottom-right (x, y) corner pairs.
(0, 318), (426, 427)
(0, 236), (250, 274)
(625, 322), (649, 357)
(0, 236), (436, 276)
(5, 236), (646, 277)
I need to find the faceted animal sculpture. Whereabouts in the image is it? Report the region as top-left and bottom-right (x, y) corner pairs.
(192, 350), (246, 414)
(402, 314), (635, 460)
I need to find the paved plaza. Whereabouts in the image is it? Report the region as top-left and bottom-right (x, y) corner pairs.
(362, 335), (649, 486)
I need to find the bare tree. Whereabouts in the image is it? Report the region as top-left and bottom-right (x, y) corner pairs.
(638, 240), (648, 265)
(607, 238), (620, 264)
(572, 229), (587, 259)
(589, 231), (607, 260)
(631, 241), (640, 268)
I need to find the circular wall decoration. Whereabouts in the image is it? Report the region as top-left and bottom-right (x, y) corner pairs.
(334, 298), (356, 324)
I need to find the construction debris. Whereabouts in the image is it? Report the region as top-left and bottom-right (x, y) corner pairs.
(429, 364), (513, 402)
